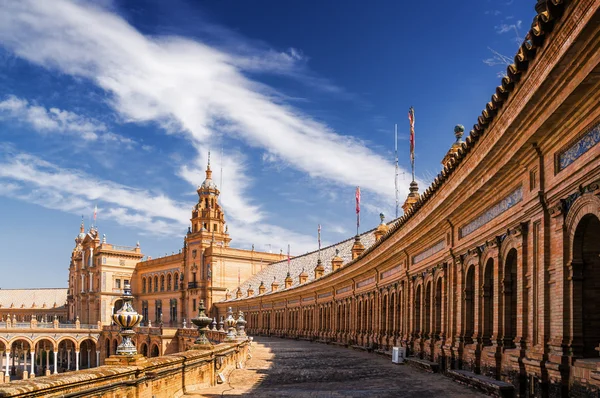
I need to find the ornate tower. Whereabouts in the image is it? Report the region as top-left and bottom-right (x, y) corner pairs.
(189, 153), (231, 248)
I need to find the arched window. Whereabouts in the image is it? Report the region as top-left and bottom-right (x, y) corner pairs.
(482, 259), (494, 345)
(415, 285), (422, 334)
(167, 274), (172, 291)
(160, 275), (165, 292)
(573, 213), (600, 357)
(148, 277), (152, 292)
(142, 278), (147, 294)
(424, 282), (431, 338)
(464, 265), (475, 344)
(154, 276), (158, 292)
(503, 249), (518, 347)
(174, 273), (179, 290)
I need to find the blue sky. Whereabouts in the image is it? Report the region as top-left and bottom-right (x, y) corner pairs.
(0, 0), (533, 288)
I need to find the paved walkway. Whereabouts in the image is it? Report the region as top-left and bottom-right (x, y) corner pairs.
(188, 337), (485, 397)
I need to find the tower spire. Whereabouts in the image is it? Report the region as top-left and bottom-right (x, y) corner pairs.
(80, 215), (85, 233)
(205, 151), (212, 179)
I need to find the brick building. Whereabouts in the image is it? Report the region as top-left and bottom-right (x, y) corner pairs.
(216, 0), (600, 395)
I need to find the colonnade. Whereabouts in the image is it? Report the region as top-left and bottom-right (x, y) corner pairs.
(0, 337), (99, 381)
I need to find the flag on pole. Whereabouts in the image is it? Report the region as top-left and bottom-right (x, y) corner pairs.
(408, 106), (415, 180)
(318, 224), (321, 251)
(355, 186), (361, 234)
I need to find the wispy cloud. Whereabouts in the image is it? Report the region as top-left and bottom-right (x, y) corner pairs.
(0, 148), (320, 252)
(0, 95), (134, 145)
(0, 1), (405, 198)
(0, 0), (420, 254)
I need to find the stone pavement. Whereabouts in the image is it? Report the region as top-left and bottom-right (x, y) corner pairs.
(188, 337), (485, 397)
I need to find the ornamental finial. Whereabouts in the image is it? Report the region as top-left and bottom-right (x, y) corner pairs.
(454, 124), (465, 142)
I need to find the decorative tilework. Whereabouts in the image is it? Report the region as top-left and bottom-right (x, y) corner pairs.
(302, 297), (315, 303)
(459, 186), (523, 238)
(412, 240), (445, 265)
(336, 286), (351, 295)
(380, 265), (401, 279)
(356, 276), (375, 288)
(558, 122), (600, 171)
(318, 292), (332, 299)
(287, 299), (299, 305)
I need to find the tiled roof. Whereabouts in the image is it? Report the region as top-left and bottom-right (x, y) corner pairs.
(229, 226), (383, 300)
(0, 289), (68, 310)
(222, 1), (569, 303)
(359, 0), (568, 262)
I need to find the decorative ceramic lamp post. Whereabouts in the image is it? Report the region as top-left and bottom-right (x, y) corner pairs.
(218, 316), (225, 333)
(236, 311), (247, 339)
(191, 300), (213, 346)
(211, 317), (217, 331)
(112, 283), (143, 356)
(224, 307), (238, 342)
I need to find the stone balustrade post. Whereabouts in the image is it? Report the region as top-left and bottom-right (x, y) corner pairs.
(4, 350), (9, 378)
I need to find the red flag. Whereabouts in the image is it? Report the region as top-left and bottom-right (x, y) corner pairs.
(408, 107), (415, 165)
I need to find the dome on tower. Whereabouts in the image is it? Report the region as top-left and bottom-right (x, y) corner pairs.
(197, 151), (219, 193)
(200, 176), (217, 190)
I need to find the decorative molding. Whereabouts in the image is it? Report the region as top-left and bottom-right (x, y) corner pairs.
(356, 276), (375, 288)
(336, 286), (351, 295)
(412, 240), (445, 265)
(380, 265), (402, 279)
(318, 292), (332, 299)
(459, 186), (523, 238)
(556, 120), (600, 172)
(302, 297), (314, 303)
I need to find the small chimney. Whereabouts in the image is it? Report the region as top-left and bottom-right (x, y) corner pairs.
(271, 277), (279, 292)
(374, 213), (389, 241)
(314, 259), (325, 279)
(351, 235), (365, 260)
(299, 269), (308, 284)
(331, 249), (343, 271)
(258, 281), (266, 295)
(247, 285), (254, 297)
(284, 272), (293, 289)
(235, 287), (242, 299)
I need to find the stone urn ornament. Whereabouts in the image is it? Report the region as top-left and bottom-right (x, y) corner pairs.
(191, 300), (212, 346)
(236, 311), (247, 339)
(112, 283), (144, 356)
(224, 307), (238, 342)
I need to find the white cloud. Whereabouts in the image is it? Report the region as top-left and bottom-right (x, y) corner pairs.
(0, 95), (134, 145)
(0, 149), (320, 252)
(0, 151), (190, 236)
(0, 1), (412, 198)
(0, 0), (423, 253)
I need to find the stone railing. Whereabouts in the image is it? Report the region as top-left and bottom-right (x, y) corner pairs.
(2, 321), (101, 330)
(0, 340), (250, 398)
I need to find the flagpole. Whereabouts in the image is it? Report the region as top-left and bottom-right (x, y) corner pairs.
(317, 225), (321, 260)
(409, 106), (416, 182)
(395, 124), (399, 219)
(355, 186), (360, 236)
(287, 244), (291, 275)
